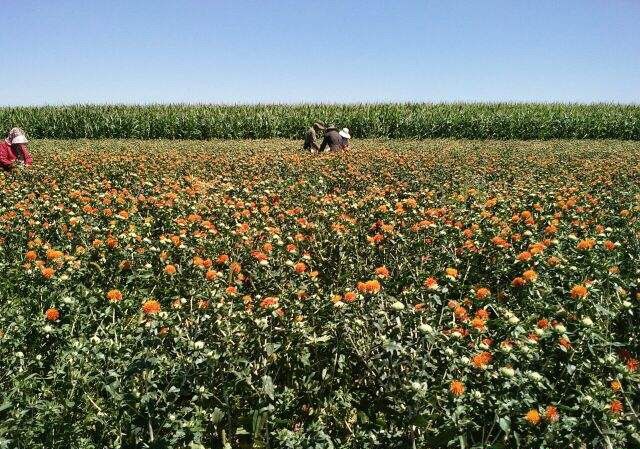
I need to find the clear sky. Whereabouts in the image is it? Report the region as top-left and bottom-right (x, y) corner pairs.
(2, 0), (639, 105)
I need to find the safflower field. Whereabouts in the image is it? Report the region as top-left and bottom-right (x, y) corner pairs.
(1, 138), (639, 448)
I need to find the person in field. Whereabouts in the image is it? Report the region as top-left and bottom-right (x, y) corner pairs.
(303, 122), (325, 153)
(319, 124), (344, 152)
(0, 127), (33, 170)
(339, 127), (351, 149)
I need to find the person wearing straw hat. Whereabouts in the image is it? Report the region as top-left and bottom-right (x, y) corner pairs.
(339, 127), (351, 150)
(0, 127), (33, 170)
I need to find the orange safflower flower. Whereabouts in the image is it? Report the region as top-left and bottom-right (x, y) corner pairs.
(627, 359), (638, 372)
(423, 277), (439, 289)
(610, 400), (623, 414)
(41, 267), (55, 279)
(230, 262), (241, 273)
(445, 267), (458, 279)
(344, 291), (357, 303)
(570, 284), (588, 299)
(449, 380), (465, 396)
(525, 409), (541, 425)
(603, 240), (616, 251)
(471, 351), (492, 369)
(164, 264), (177, 275)
(522, 270), (537, 282)
(46, 249), (63, 260)
(225, 286), (238, 295)
(512, 277), (526, 287)
(529, 242), (546, 255)
(491, 236), (508, 247)
(375, 266), (390, 278)
(25, 250), (38, 261)
(475, 288), (491, 300)
(205, 269), (219, 281)
(471, 317), (486, 330)
(106, 237), (118, 249)
(357, 280), (381, 294)
(294, 262), (307, 273)
(544, 405), (559, 422)
(45, 308), (60, 321)
(192, 256), (204, 267)
(454, 306), (468, 321)
(537, 319), (549, 329)
(106, 289), (123, 302)
(251, 251), (268, 262)
(516, 251), (532, 262)
(611, 380), (622, 392)
(142, 300), (161, 315)
(217, 254), (229, 264)
(559, 338), (572, 349)
(260, 297), (278, 309)
(475, 309), (490, 320)
(576, 238), (596, 250)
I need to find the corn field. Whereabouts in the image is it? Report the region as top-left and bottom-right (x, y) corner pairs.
(1, 103), (639, 140)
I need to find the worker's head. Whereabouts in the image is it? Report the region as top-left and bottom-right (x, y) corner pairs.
(313, 122), (325, 132)
(11, 134), (29, 152)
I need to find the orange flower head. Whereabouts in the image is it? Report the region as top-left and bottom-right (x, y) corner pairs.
(164, 264), (177, 275)
(205, 269), (219, 281)
(344, 291), (357, 303)
(471, 351), (492, 369)
(525, 409), (541, 425)
(445, 267), (458, 279)
(41, 266), (55, 279)
(544, 405), (559, 422)
(449, 380), (465, 396)
(106, 289), (123, 302)
(522, 270), (538, 282)
(537, 319), (549, 329)
(45, 308), (60, 321)
(375, 266), (390, 278)
(610, 400), (623, 414)
(423, 277), (439, 290)
(260, 297), (279, 309)
(570, 284), (588, 299)
(475, 287), (491, 300)
(517, 251), (532, 262)
(603, 240), (616, 251)
(142, 299), (161, 315)
(512, 276), (526, 287)
(611, 380), (622, 392)
(25, 250), (38, 261)
(357, 279), (381, 294)
(576, 238), (596, 250)
(471, 317), (486, 330)
(294, 262), (307, 274)
(217, 254), (229, 264)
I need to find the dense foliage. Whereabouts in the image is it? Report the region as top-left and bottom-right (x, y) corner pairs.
(1, 103), (640, 140)
(1, 139), (639, 449)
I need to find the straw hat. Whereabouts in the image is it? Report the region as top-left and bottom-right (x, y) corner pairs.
(11, 134), (28, 144)
(339, 128), (351, 139)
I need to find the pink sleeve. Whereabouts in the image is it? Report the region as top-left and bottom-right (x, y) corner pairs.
(0, 145), (14, 167)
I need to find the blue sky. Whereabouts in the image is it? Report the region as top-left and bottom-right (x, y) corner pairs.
(1, 0), (639, 105)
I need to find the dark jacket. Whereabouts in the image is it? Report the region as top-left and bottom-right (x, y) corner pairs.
(303, 127), (320, 151)
(319, 129), (343, 152)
